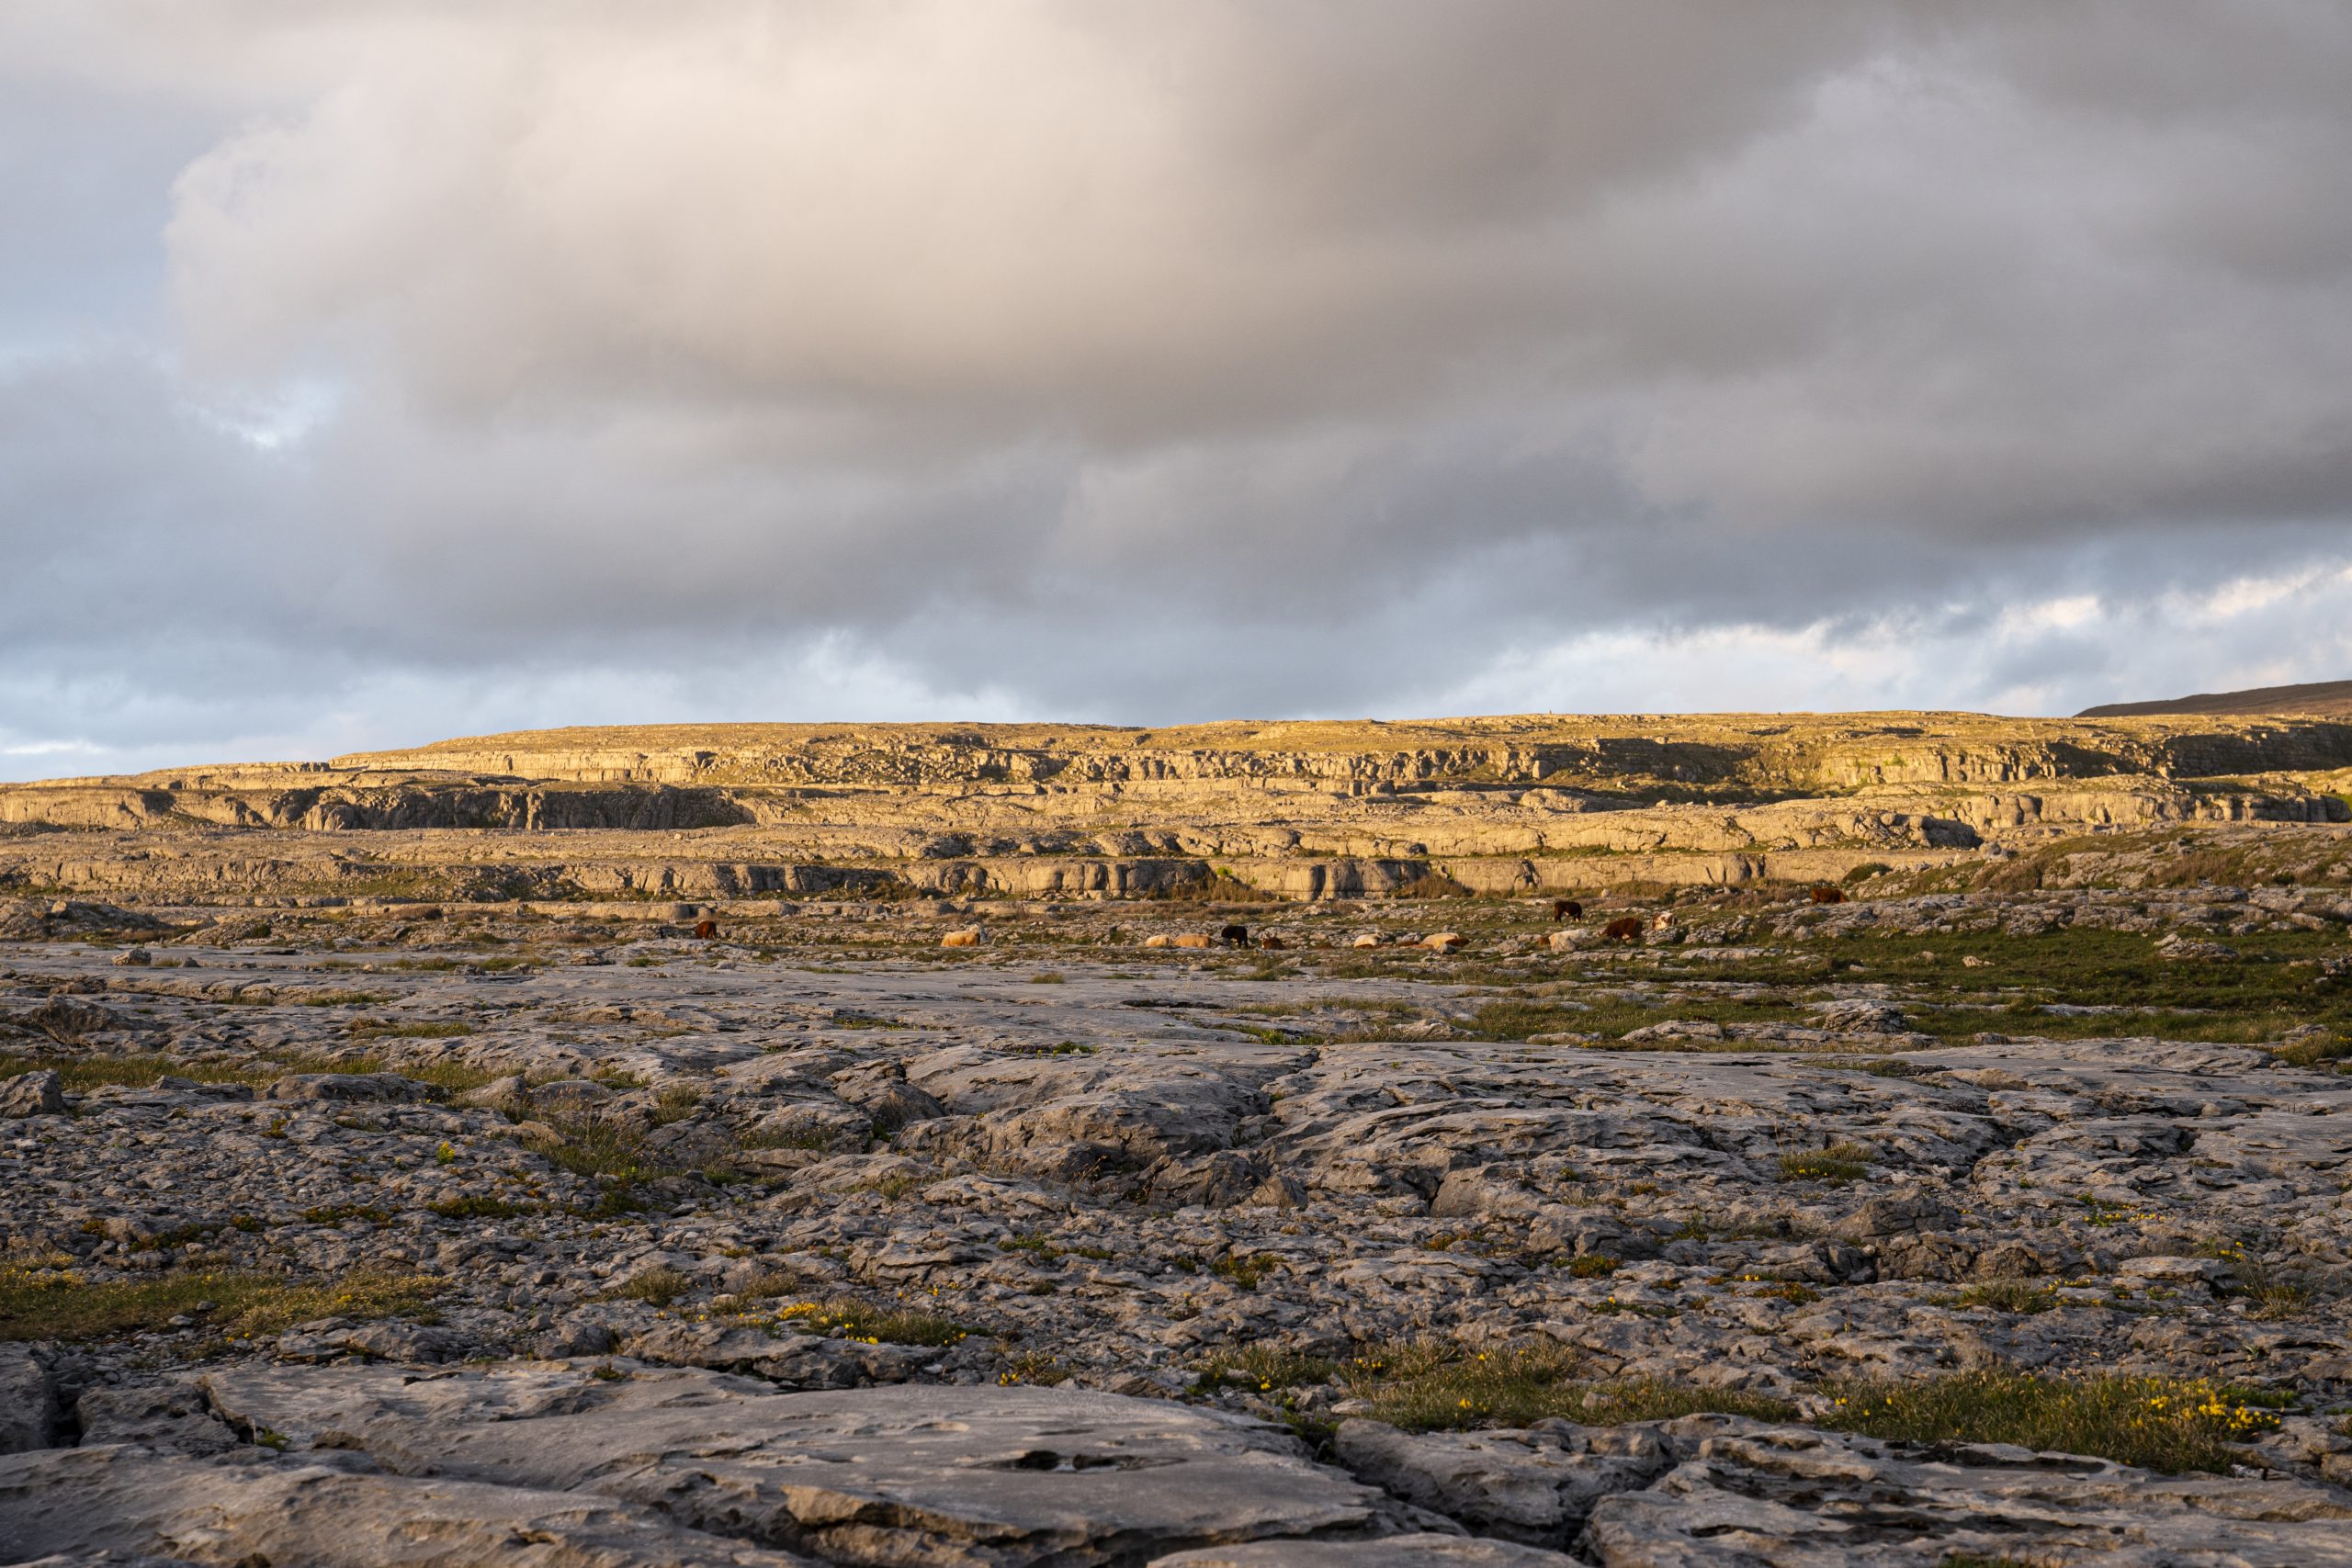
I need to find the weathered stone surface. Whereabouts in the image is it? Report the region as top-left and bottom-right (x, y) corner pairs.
(196, 1365), (1419, 1565)
(266, 1071), (435, 1103)
(0, 1069), (65, 1118)
(1579, 1416), (2352, 1567)
(1335, 1419), (1673, 1545)
(72, 1385), (239, 1455)
(2, 732), (2350, 1564)
(1151, 1537), (1577, 1566)
(0, 1347), (59, 1455)
(0, 1445), (813, 1567)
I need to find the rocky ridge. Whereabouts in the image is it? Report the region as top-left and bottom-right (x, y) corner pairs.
(4, 715), (2348, 909)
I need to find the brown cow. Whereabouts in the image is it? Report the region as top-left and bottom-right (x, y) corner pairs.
(693, 919), (719, 940)
(1551, 898), (1584, 921)
(1600, 916), (1644, 945)
(1259, 935), (1287, 951)
(1219, 923), (1250, 948)
(1809, 886), (1846, 905)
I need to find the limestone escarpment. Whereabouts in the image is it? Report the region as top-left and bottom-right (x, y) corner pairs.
(2, 714), (2347, 904)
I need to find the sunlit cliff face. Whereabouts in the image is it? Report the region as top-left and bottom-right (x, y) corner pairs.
(4, 1), (2351, 770)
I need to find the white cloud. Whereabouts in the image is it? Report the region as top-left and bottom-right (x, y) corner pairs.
(1, 3), (2348, 770)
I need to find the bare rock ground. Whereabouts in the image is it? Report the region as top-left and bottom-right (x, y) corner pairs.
(2, 719), (2351, 1561)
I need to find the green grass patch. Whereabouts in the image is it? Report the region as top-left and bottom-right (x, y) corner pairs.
(1193, 1343), (1340, 1393)
(424, 1194), (538, 1220)
(0, 1054), (256, 1092)
(0, 1049), (503, 1101)
(0, 1266), (440, 1343)
(523, 1118), (673, 1189)
(1344, 1340), (1794, 1431)
(346, 1019), (476, 1040)
(1778, 1141), (1872, 1183)
(1942, 1280), (2059, 1314)
(607, 1266), (692, 1307)
(1209, 1253), (1278, 1291)
(776, 1296), (974, 1346)
(1823, 1370), (2281, 1474)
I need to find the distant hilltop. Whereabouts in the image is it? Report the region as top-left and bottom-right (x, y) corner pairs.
(2079, 680), (2352, 719)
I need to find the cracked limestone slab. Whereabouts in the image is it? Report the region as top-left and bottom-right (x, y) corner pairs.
(0, 1444), (815, 1568)
(197, 1363), (1422, 1567)
(1578, 1416), (2352, 1567)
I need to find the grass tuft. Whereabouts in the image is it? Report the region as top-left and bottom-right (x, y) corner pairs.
(1343, 1339), (1794, 1431)
(775, 1295), (973, 1346)
(607, 1266), (692, 1307)
(1778, 1141), (1871, 1183)
(1823, 1370), (2281, 1474)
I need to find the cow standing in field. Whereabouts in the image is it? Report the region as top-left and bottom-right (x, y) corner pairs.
(693, 919), (719, 940)
(1551, 899), (1583, 921)
(1219, 923), (1250, 948)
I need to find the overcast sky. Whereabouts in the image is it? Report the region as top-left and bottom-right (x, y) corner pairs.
(5, 2), (2351, 775)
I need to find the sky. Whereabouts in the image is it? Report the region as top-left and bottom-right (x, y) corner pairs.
(4, 1), (2351, 777)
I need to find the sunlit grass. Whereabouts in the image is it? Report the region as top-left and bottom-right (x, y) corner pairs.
(0, 1266), (441, 1343)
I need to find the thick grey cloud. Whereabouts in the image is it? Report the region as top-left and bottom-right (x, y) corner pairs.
(3, 1), (2350, 773)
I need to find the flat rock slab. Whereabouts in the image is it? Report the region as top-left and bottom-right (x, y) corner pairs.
(0, 1348), (59, 1456)
(1580, 1416), (2352, 1567)
(1152, 1537), (1577, 1567)
(197, 1364), (1415, 1566)
(1336, 1418), (1674, 1545)
(0, 1444), (811, 1568)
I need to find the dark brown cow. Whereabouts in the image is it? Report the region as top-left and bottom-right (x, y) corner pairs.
(1600, 916), (1644, 945)
(1809, 886), (1846, 905)
(693, 919), (719, 939)
(1551, 898), (1584, 921)
(1219, 923), (1250, 948)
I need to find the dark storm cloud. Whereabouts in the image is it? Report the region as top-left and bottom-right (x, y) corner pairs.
(2, 1), (2350, 770)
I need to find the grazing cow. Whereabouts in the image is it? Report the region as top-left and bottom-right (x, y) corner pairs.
(1172, 932), (1216, 950)
(693, 919), (718, 940)
(942, 927), (984, 948)
(1601, 917), (1644, 945)
(1260, 935), (1287, 951)
(1219, 923), (1250, 948)
(1810, 886), (1846, 905)
(1551, 899), (1584, 921)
